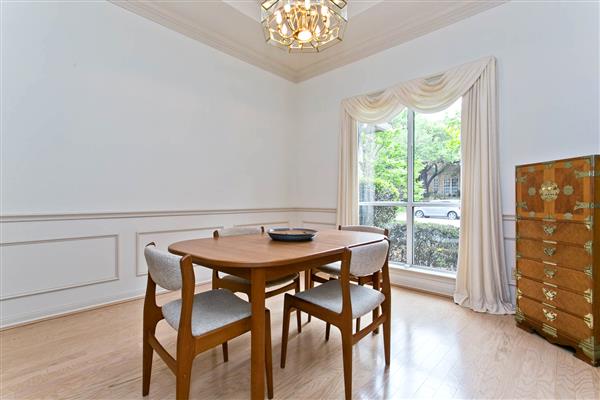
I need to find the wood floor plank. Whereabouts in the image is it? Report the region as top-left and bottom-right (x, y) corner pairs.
(1, 285), (598, 399)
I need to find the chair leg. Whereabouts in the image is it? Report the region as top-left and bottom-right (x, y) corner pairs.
(325, 322), (331, 341)
(305, 271), (312, 323)
(265, 311), (274, 399)
(383, 316), (391, 366)
(280, 295), (292, 368)
(142, 330), (154, 396)
(372, 273), (381, 335)
(175, 352), (194, 400)
(295, 278), (302, 333)
(222, 342), (229, 362)
(341, 328), (353, 400)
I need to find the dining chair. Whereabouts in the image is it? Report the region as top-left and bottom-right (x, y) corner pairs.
(212, 226), (302, 355)
(305, 225), (389, 333)
(142, 243), (273, 400)
(280, 238), (391, 400)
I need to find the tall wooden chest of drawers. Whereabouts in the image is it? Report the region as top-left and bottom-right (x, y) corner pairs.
(515, 155), (599, 366)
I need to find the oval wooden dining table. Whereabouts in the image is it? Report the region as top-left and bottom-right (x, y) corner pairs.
(168, 229), (385, 400)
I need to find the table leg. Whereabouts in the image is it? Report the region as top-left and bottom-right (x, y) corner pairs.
(250, 268), (266, 400)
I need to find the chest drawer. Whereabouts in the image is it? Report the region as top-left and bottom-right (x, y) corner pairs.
(517, 238), (592, 271)
(517, 277), (592, 317)
(517, 219), (592, 245)
(518, 296), (593, 341)
(517, 258), (592, 293)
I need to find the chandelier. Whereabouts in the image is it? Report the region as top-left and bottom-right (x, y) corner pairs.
(261, 0), (348, 53)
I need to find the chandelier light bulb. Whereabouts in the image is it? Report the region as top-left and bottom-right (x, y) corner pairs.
(321, 5), (329, 16)
(281, 23), (288, 35)
(304, 0), (310, 10)
(315, 25), (321, 36)
(283, 3), (291, 12)
(275, 11), (283, 24)
(297, 29), (313, 42)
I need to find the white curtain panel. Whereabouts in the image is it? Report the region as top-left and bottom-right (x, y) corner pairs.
(338, 56), (514, 314)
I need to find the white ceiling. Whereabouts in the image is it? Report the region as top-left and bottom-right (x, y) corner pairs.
(112, 0), (506, 82)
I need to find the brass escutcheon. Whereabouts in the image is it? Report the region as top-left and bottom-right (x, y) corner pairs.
(543, 288), (557, 301)
(543, 268), (556, 279)
(540, 181), (559, 201)
(543, 247), (556, 257)
(543, 308), (557, 322)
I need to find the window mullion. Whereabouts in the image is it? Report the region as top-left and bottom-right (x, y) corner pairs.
(406, 110), (415, 266)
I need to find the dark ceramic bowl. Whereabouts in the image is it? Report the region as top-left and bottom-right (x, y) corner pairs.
(267, 227), (318, 242)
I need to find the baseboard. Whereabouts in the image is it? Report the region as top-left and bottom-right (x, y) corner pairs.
(0, 279), (212, 330)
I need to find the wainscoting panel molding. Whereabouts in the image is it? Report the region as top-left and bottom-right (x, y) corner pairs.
(0, 234), (119, 300)
(0, 207), (517, 327)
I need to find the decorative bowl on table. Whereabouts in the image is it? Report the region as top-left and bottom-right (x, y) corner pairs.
(267, 227), (317, 242)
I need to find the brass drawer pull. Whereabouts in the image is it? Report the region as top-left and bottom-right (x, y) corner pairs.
(542, 288), (557, 301)
(543, 247), (556, 257)
(543, 268), (556, 279)
(542, 308), (557, 322)
(543, 225), (557, 235)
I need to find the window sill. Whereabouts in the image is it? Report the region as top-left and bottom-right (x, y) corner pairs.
(389, 263), (457, 279)
(388, 263), (456, 298)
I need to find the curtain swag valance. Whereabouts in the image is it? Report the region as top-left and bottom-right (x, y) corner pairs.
(341, 56), (492, 121)
(337, 55), (514, 314)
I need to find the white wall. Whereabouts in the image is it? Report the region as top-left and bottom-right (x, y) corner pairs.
(0, 1), (300, 326)
(1, 2), (295, 214)
(291, 1), (600, 211)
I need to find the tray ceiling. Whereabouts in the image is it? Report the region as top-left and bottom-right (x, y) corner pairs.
(112, 0), (506, 82)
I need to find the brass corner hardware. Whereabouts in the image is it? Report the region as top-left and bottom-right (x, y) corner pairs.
(578, 337), (599, 361)
(583, 289), (593, 304)
(542, 323), (558, 338)
(575, 202), (600, 211)
(584, 265), (593, 278)
(584, 314), (593, 329)
(516, 176), (527, 184)
(542, 288), (557, 301)
(575, 170), (595, 179)
(515, 307), (525, 323)
(584, 241), (592, 255)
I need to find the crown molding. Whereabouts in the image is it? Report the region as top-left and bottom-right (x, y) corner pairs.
(110, 1), (506, 83)
(294, 1), (507, 82)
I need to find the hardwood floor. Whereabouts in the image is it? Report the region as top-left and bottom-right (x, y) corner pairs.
(2, 284), (599, 399)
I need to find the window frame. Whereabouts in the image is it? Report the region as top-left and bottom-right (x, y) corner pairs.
(357, 108), (460, 275)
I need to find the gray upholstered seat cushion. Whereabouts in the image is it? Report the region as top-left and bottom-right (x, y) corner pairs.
(316, 261), (342, 277)
(294, 280), (385, 318)
(220, 272), (299, 288)
(162, 289), (251, 336)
